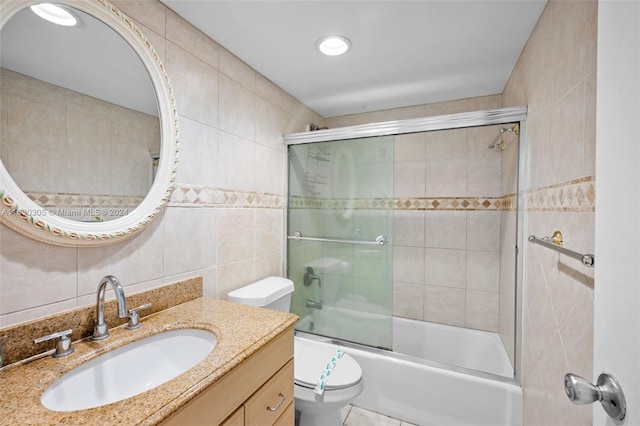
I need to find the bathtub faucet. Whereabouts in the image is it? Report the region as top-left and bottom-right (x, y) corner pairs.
(306, 299), (323, 310)
(303, 266), (321, 287)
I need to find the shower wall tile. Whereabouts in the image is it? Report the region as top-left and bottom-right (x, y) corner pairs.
(393, 246), (425, 284)
(466, 290), (499, 331)
(424, 248), (466, 289)
(424, 128), (467, 159)
(394, 133), (426, 161)
(467, 211), (501, 251)
(467, 250), (500, 293)
(424, 211), (467, 249)
(423, 285), (465, 327)
(468, 155), (502, 197)
(393, 281), (424, 320)
(394, 161), (426, 197)
(425, 158), (468, 196)
(393, 211), (425, 247)
(503, 0), (597, 421)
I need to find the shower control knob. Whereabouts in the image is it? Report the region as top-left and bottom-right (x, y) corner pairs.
(564, 373), (626, 421)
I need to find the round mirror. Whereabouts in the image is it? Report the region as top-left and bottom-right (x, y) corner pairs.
(0, 0), (179, 246)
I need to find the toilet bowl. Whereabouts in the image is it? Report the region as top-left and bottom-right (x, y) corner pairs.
(228, 277), (364, 426)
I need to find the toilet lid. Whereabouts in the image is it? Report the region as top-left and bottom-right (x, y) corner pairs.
(294, 338), (362, 390)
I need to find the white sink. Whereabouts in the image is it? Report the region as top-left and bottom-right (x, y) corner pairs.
(41, 328), (217, 412)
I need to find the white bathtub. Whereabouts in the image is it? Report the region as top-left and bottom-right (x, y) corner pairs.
(296, 309), (522, 426)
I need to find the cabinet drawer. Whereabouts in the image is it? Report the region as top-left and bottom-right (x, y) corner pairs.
(220, 406), (244, 426)
(274, 401), (295, 426)
(244, 359), (294, 426)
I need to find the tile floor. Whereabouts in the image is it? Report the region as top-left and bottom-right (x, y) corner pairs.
(340, 405), (418, 426)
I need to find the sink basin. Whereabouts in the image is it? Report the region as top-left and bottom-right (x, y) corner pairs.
(41, 328), (217, 412)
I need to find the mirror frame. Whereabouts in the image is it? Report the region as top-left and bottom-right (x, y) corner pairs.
(0, 0), (179, 247)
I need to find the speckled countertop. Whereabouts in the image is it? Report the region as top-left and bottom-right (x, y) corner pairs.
(0, 298), (298, 425)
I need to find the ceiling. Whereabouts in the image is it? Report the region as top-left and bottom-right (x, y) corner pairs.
(1, 6), (158, 116)
(160, 0), (547, 118)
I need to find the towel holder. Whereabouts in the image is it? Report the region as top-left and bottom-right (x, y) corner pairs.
(528, 231), (594, 267)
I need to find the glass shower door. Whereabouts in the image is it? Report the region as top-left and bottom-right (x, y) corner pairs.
(287, 136), (394, 349)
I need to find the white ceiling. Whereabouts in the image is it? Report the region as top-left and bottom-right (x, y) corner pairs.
(160, 0), (547, 118)
(1, 6), (158, 117)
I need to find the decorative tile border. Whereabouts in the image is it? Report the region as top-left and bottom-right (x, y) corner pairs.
(25, 191), (144, 209)
(169, 184), (285, 209)
(290, 195), (502, 211)
(394, 197), (501, 211)
(525, 176), (595, 212)
(166, 177), (594, 213)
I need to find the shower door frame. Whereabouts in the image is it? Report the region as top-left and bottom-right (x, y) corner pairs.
(284, 105), (528, 384)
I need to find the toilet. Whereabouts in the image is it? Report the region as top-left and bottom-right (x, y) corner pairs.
(228, 277), (364, 426)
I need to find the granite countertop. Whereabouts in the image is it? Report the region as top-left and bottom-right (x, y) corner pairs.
(0, 298), (298, 425)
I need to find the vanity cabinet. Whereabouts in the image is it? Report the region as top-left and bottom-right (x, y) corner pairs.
(161, 326), (294, 426)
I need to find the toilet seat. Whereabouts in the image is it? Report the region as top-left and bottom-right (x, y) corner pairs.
(294, 338), (362, 390)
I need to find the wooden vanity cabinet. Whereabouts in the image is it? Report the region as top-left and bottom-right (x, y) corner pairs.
(161, 326), (294, 426)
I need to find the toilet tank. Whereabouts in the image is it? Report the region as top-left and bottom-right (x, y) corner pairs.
(227, 277), (294, 312)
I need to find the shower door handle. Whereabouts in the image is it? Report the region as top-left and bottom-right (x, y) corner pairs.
(564, 373), (626, 421)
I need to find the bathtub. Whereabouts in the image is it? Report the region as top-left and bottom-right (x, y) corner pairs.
(296, 309), (522, 426)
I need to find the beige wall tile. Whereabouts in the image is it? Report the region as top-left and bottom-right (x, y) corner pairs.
(466, 290), (499, 332)
(467, 211), (501, 251)
(423, 285), (465, 327)
(425, 248), (466, 289)
(163, 207), (217, 276)
(217, 209), (255, 265)
(393, 246), (425, 284)
(174, 117), (218, 186)
(166, 41), (219, 126)
(424, 211), (467, 250)
(0, 226), (77, 313)
(393, 281), (424, 320)
(216, 131), (256, 192)
(166, 9), (219, 69)
(467, 250), (500, 293)
(394, 161), (425, 197)
(393, 210), (425, 247)
(219, 74), (257, 141)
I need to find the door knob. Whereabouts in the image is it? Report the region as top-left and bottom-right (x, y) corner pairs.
(564, 373), (626, 421)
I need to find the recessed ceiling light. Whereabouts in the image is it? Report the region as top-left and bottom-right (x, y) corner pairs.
(30, 3), (79, 27)
(316, 35), (352, 56)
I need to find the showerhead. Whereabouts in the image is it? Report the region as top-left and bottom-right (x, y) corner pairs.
(488, 124), (519, 151)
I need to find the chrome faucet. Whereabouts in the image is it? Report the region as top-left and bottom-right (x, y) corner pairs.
(92, 275), (128, 340)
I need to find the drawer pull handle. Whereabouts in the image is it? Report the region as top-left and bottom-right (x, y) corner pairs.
(266, 393), (286, 412)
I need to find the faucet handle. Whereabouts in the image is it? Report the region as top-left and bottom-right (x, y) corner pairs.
(34, 329), (74, 358)
(125, 303), (152, 330)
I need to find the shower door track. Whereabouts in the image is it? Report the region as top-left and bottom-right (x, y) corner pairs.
(284, 106), (527, 145)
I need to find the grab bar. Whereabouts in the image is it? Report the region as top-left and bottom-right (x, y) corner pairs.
(288, 231), (388, 246)
(528, 233), (594, 267)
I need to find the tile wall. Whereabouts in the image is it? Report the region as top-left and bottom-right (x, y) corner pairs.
(502, 1), (597, 425)
(0, 0), (324, 327)
(392, 125), (511, 333)
(0, 3), (599, 425)
(1, 69), (157, 221)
